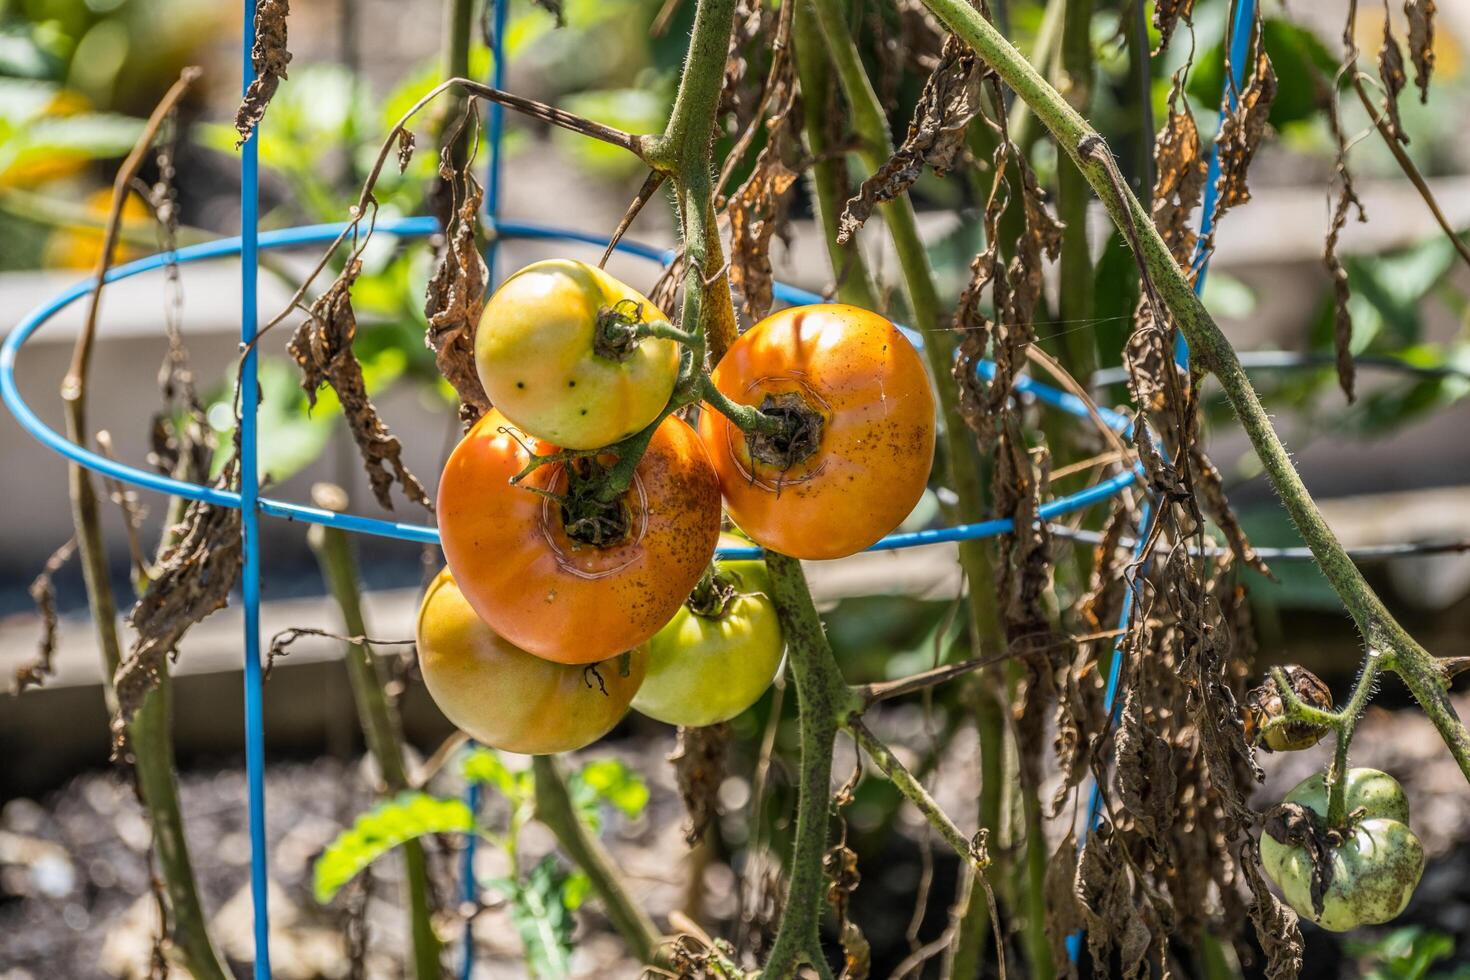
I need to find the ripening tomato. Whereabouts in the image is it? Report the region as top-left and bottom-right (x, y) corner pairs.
(698, 304), (936, 560)
(437, 409), (721, 664)
(1261, 768), (1424, 932)
(475, 258), (680, 449)
(632, 535), (784, 727)
(417, 568), (646, 755)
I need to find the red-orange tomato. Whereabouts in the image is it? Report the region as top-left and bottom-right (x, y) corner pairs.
(438, 409), (722, 664)
(417, 568), (646, 755)
(698, 304), (936, 560)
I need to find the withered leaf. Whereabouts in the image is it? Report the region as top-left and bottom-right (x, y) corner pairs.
(1378, 20), (1410, 144)
(1242, 840), (1304, 980)
(14, 538), (77, 694)
(670, 723), (729, 846)
(1075, 824), (1153, 978)
(727, 63), (800, 324)
(1189, 445), (1271, 577)
(824, 842), (870, 980)
(1212, 48), (1277, 218)
(396, 129), (416, 174)
(1152, 85), (1207, 270)
(1406, 0), (1437, 102)
(425, 177), (490, 425)
(1115, 687), (1178, 849)
(234, 0), (291, 148)
(1323, 175), (1365, 403)
(837, 34), (982, 244)
(1153, 0), (1195, 55)
(115, 465), (242, 746)
(290, 259), (432, 511)
(1044, 831), (1082, 980)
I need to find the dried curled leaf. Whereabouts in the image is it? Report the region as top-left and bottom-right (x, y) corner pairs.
(670, 723), (729, 846)
(1324, 171), (1365, 403)
(836, 35), (982, 243)
(1378, 19), (1410, 144)
(824, 842), (870, 980)
(1189, 444), (1271, 577)
(1044, 831), (1082, 980)
(727, 63), (800, 324)
(1075, 824), (1155, 978)
(234, 0), (291, 148)
(396, 129), (416, 174)
(1115, 687), (1178, 849)
(115, 466), (243, 746)
(1242, 840), (1304, 980)
(1153, 0), (1195, 55)
(14, 538), (77, 694)
(290, 259), (432, 511)
(1212, 48), (1277, 218)
(1406, 0), (1437, 102)
(1151, 83), (1207, 270)
(425, 176), (490, 425)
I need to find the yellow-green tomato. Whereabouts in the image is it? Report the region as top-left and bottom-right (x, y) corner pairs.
(632, 545), (783, 727)
(474, 258), (679, 449)
(1261, 768), (1424, 932)
(417, 568), (647, 755)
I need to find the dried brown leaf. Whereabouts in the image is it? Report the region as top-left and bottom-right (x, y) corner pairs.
(234, 0), (291, 148)
(115, 465), (242, 746)
(14, 538), (78, 694)
(1242, 840), (1304, 980)
(727, 64), (801, 324)
(1378, 19), (1410, 144)
(1115, 687), (1178, 849)
(1153, 0), (1195, 55)
(1324, 174), (1365, 403)
(824, 842), (870, 980)
(1044, 831), (1082, 980)
(837, 35), (982, 243)
(1406, 0), (1437, 102)
(1151, 85), (1208, 270)
(1212, 48), (1277, 218)
(1075, 824), (1153, 977)
(425, 177), (490, 425)
(290, 259), (432, 511)
(670, 723), (729, 846)
(396, 129), (416, 174)
(1189, 445), (1272, 577)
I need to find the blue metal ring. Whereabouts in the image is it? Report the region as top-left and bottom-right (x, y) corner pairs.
(0, 216), (1139, 558)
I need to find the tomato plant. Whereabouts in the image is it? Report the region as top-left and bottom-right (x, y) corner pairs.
(632, 535), (784, 727)
(437, 408), (721, 664)
(1262, 768), (1426, 932)
(417, 568), (647, 755)
(698, 304), (936, 560)
(475, 258), (681, 449)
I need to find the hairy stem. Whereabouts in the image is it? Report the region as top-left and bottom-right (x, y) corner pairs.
(919, 0), (1470, 783)
(307, 485), (439, 979)
(531, 756), (662, 964)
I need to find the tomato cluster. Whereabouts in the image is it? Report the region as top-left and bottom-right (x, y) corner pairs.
(421, 260), (935, 753)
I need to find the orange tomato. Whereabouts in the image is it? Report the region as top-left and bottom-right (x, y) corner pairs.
(698, 304), (935, 560)
(437, 409), (722, 664)
(417, 568), (646, 755)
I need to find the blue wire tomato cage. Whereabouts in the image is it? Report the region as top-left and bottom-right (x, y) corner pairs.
(0, 0), (1272, 975)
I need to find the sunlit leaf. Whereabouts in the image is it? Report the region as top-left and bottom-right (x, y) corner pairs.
(313, 792), (474, 904)
(569, 757), (649, 830)
(508, 855), (579, 979)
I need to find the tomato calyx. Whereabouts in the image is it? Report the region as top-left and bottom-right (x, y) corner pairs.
(1245, 665), (1334, 752)
(556, 457), (635, 547)
(1263, 800), (1372, 919)
(593, 299), (648, 362)
(685, 564), (740, 619)
(744, 391), (824, 470)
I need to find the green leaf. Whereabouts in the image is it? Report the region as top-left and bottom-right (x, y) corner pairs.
(569, 757), (649, 830)
(1199, 270), (1256, 319)
(463, 746), (533, 801)
(508, 855), (579, 979)
(313, 792), (473, 904)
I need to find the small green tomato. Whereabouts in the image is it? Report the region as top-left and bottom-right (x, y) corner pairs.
(1261, 768), (1424, 932)
(632, 537), (784, 728)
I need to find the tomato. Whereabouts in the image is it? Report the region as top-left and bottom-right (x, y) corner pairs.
(633, 535), (784, 727)
(417, 568), (646, 755)
(1243, 666), (1334, 752)
(1261, 768), (1424, 932)
(697, 304), (936, 560)
(475, 258), (680, 449)
(437, 409), (721, 664)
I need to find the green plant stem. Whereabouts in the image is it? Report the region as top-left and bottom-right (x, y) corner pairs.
(919, 0), (1470, 783)
(438, 0), (476, 181)
(848, 719), (973, 861)
(56, 67), (227, 980)
(1053, 0), (1096, 385)
(530, 756), (662, 965)
(307, 487), (439, 980)
(802, 2), (1017, 971)
(699, 376), (788, 436)
(762, 552), (858, 980)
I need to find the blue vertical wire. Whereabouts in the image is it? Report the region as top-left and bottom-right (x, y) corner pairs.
(240, 0), (271, 976)
(1069, 0), (1257, 964)
(460, 4), (509, 979)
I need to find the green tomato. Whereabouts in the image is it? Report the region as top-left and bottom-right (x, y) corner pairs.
(632, 541), (784, 728)
(1261, 768), (1424, 932)
(474, 258), (680, 450)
